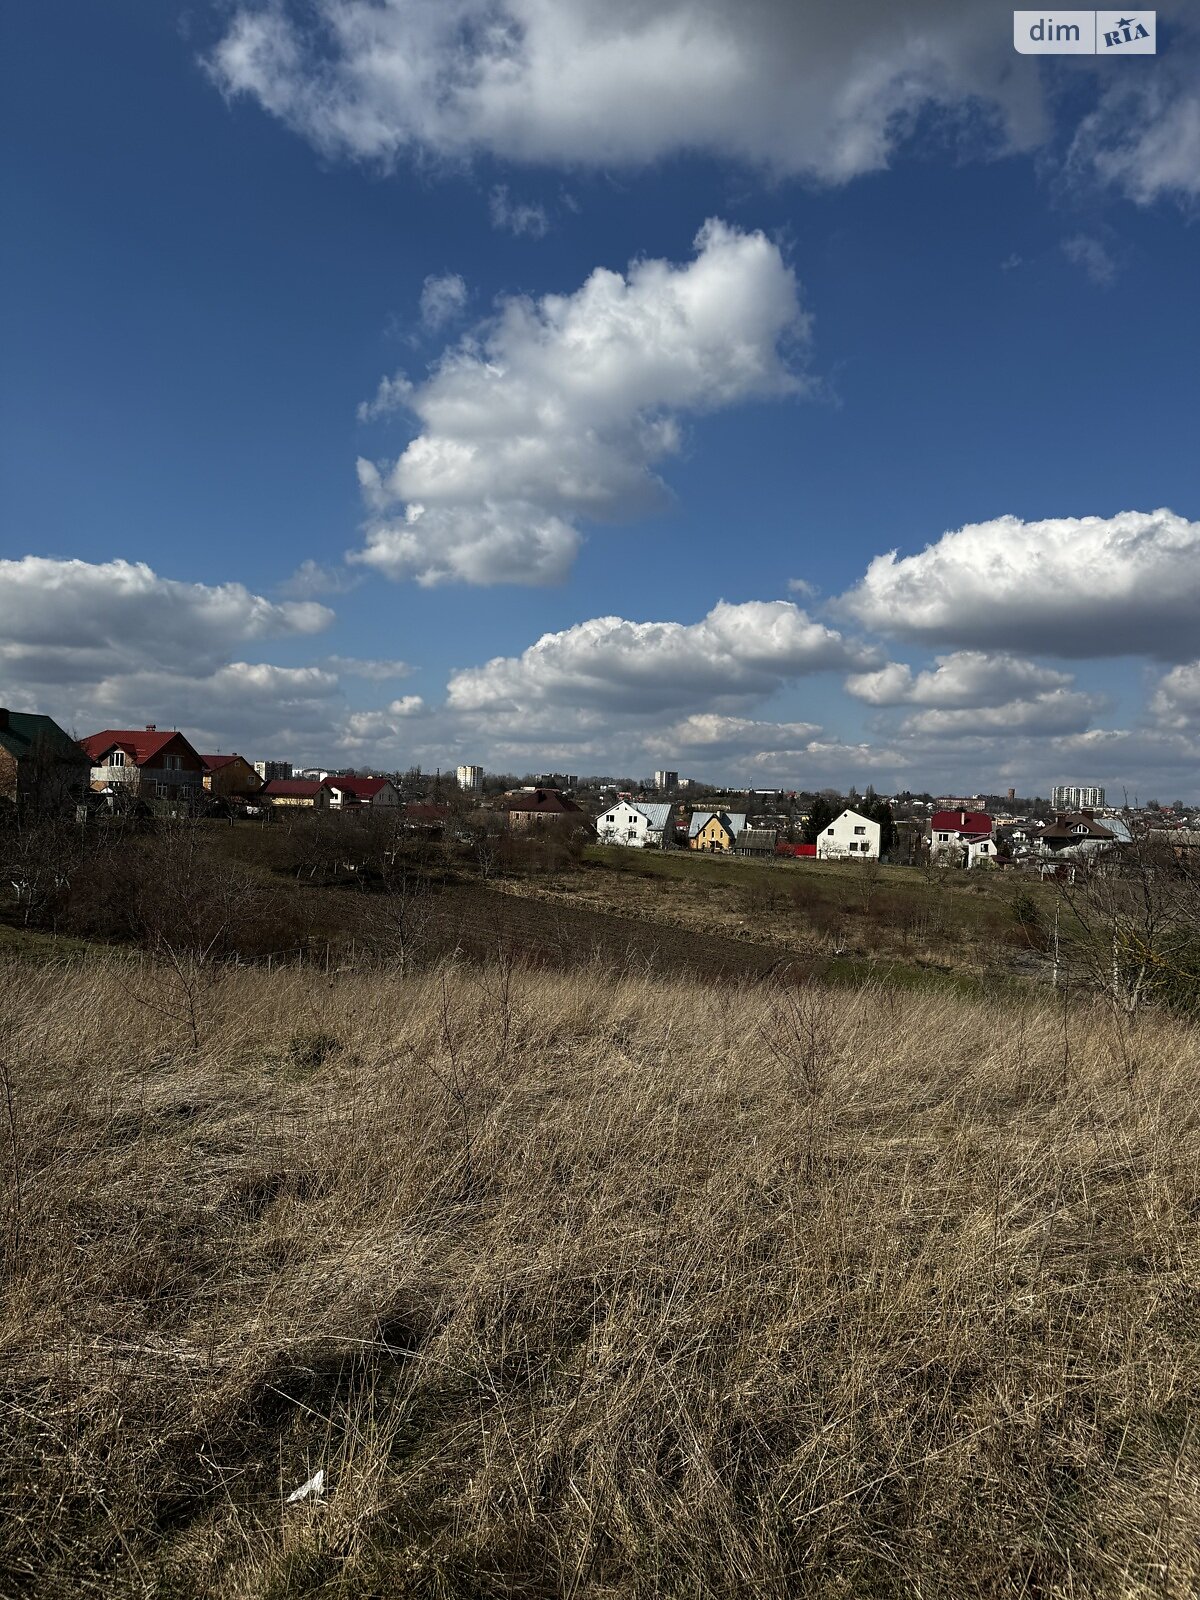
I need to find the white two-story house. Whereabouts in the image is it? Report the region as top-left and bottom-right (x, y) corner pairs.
(596, 800), (675, 848)
(816, 808), (881, 860)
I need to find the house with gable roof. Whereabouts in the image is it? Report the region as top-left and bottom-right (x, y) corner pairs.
(0, 707), (90, 811)
(322, 775), (401, 809)
(1039, 812), (1129, 859)
(200, 753), (264, 800)
(498, 787), (586, 832)
(688, 810), (747, 853)
(262, 778), (329, 808)
(929, 807), (993, 865)
(80, 724), (204, 803)
(817, 808), (881, 860)
(596, 799), (676, 848)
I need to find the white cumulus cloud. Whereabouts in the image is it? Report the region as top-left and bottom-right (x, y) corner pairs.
(207, 0), (1045, 182)
(656, 713), (823, 755)
(446, 599), (872, 724)
(349, 219), (809, 585)
(1150, 661), (1200, 730)
(836, 509), (1200, 661)
(1068, 64), (1200, 207)
(845, 651), (1074, 707)
(0, 555), (422, 765)
(896, 689), (1106, 739)
(0, 556), (331, 685)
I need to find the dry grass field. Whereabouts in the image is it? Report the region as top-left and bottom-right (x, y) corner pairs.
(3, 951), (1199, 1598)
(490, 846), (1053, 984)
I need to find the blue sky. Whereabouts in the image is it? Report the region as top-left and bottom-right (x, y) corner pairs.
(2, 0), (1198, 797)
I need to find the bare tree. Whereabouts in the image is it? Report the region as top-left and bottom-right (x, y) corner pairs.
(1056, 833), (1200, 1017)
(855, 855), (883, 914)
(125, 817), (270, 1048)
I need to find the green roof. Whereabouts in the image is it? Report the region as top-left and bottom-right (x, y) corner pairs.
(0, 709), (87, 764)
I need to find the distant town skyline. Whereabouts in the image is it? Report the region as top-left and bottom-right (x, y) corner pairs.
(2, 2), (1198, 798)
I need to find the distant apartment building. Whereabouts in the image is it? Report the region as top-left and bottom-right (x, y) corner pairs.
(254, 760), (292, 783)
(653, 769), (679, 790)
(456, 764), (484, 792)
(1052, 784), (1105, 810)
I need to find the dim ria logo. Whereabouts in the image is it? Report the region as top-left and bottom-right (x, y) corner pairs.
(1014, 11), (1156, 53)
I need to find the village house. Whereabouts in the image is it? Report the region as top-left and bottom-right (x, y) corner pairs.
(965, 836), (1000, 869)
(735, 827), (777, 858)
(1038, 812), (1129, 859)
(200, 753), (264, 799)
(497, 787), (585, 832)
(322, 775), (401, 809)
(81, 725), (204, 804)
(0, 707), (90, 811)
(817, 808), (882, 860)
(688, 811), (747, 853)
(930, 807), (993, 862)
(262, 778), (329, 809)
(596, 800), (675, 849)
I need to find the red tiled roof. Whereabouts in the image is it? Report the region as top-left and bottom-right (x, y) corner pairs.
(931, 808), (993, 836)
(263, 779), (324, 797)
(322, 775), (392, 798)
(81, 727), (196, 765)
(200, 753), (241, 771)
(498, 788), (582, 813)
(404, 803), (449, 821)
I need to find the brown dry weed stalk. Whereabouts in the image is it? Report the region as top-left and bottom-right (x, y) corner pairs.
(1, 954), (1198, 1598)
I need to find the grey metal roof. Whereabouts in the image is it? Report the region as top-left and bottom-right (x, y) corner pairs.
(638, 802), (674, 831)
(688, 809), (747, 838)
(737, 829), (777, 851)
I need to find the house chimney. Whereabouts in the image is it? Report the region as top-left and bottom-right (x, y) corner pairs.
(960, 810), (967, 827)
(145, 723), (157, 732)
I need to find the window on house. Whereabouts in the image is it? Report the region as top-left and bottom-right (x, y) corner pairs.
(854, 826), (865, 834)
(110, 750), (125, 767)
(826, 827), (835, 835)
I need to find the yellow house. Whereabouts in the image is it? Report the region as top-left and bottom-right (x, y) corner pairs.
(200, 753), (264, 798)
(688, 810), (744, 852)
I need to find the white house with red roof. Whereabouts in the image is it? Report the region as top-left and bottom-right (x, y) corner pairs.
(930, 807), (994, 865)
(81, 725), (204, 800)
(321, 775), (400, 809)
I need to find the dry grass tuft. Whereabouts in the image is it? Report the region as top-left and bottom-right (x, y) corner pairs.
(2, 954), (1198, 1597)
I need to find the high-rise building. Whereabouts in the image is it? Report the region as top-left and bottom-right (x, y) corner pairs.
(456, 764), (484, 791)
(254, 759), (292, 782)
(1052, 784), (1105, 810)
(654, 769), (679, 790)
